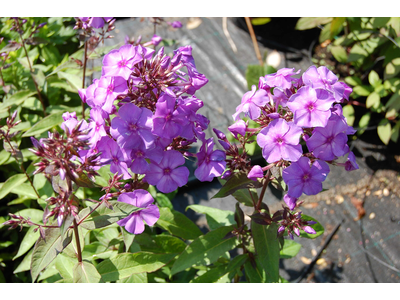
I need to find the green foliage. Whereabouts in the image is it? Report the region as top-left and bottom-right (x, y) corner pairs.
(296, 17), (400, 145)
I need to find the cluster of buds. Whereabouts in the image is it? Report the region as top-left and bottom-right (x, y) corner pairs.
(8, 18), (46, 41)
(0, 110), (23, 160)
(277, 207), (317, 239)
(146, 17), (183, 29)
(29, 114), (102, 226)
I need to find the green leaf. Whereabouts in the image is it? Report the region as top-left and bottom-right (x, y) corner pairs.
(0, 90), (37, 110)
(117, 273), (148, 283)
(13, 183), (38, 199)
(368, 70), (381, 88)
(330, 17), (345, 38)
(96, 252), (176, 282)
(17, 208), (44, 223)
(13, 226), (40, 260)
(155, 193), (173, 209)
(345, 76), (363, 86)
(280, 239), (302, 259)
(191, 265), (229, 283)
(377, 119), (392, 145)
(46, 60), (81, 78)
(330, 45), (348, 63)
(366, 92), (381, 109)
(358, 112), (371, 135)
(22, 111), (64, 137)
(391, 121), (400, 143)
(187, 205), (235, 230)
(385, 57), (400, 80)
(319, 23), (332, 43)
(353, 85), (372, 97)
(226, 253), (249, 274)
(55, 253), (76, 279)
(212, 172), (262, 199)
(295, 17), (333, 30)
(30, 227), (73, 282)
(57, 71), (82, 91)
(251, 222), (280, 282)
(244, 259), (266, 283)
(73, 261), (103, 283)
(251, 18), (271, 26)
(78, 201), (146, 230)
(0, 173), (27, 200)
(170, 225), (239, 275)
(348, 44), (369, 63)
(342, 104), (355, 126)
(137, 235), (187, 254)
(232, 188), (258, 207)
(299, 215), (324, 239)
(14, 249), (33, 274)
(156, 207), (203, 240)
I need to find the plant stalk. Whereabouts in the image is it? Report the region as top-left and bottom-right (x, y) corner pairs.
(256, 170), (271, 211)
(73, 219), (83, 263)
(245, 17), (264, 67)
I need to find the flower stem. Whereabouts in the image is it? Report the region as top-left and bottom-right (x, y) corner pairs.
(256, 170), (271, 211)
(244, 17), (263, 67)
(73, 219), (82, 263)
(18, 32), (47, 117)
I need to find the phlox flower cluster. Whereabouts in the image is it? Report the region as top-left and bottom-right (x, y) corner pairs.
(67, 42), (225, 201)
(215, 66), (359, 212)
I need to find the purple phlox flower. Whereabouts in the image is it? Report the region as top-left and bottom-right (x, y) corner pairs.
(282, 157), (330, 198)
(151, 34), (162, 46)
(331, 104), (357, 135)
(271, 87), (293, 108)
(111, 103), (155, 149)
(129, 142), (164, 174)
(195, 138), (226, 182)
(228, 119), (247, 139)
(152, 93), (188, 139)
(258, 68), (301, 91)
(257, 118), (303, 163)
(232, 85), (270, 121)
(306, 114), (349, 161)
(168, 21), (183, 28)
(303, 225), (316, 235)
(174, 45), (196, 69)
(61, 112), (88, 139)
(97, 136), (132, 179)
(87, 108), (108, 147)
(248, 165), (264, 181)
(345, 151), (359, 171)
(187, 67), (208, 92)
(287, 86), (336, 128)
(136, 44), (155, 61)
(145, 150), (189, 193)
(176, 97), (208, 140)
(83, 79), (99, 108)
(283, 194), (298, 210)
(102, 44), (142, 80)
(94, 76), (128, 113)
(116, 190), (160, 234)
(302, 65), (348, 103)
(89, 17), (113, 29)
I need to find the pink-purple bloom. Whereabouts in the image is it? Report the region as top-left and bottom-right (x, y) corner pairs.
(195, 138), (226, 182)
(145, 150), (189, 193)
(232, 85), (270, 121)
(258, 68), (300, 91)
(257, 118), (303, 163)
(117, 190), (160, 234)
(282, 157), (330, 198)
(97, 136), (131, 179)
(248, 165), (264, 181)
(287, 86), (336, 128)
(102, 45), (142, 80)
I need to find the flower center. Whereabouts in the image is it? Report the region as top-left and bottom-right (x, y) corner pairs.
(118, 59), (127, 68)
(302, 173), (310, 182)
(129, 123), (138, 132)
(307, 102), (315, 112)
(163, 167), (172, 175)
(326, 136), (334, 143)
(107, 84), (114, 94)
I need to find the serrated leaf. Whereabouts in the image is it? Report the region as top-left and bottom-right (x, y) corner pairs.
(171, 225), (239, 275)
(156, 207), (203, 240)
(295, 17), (333, 30)
(377, 119), (392, 145)
(96, 252), (176, 282)
(31, 227), (73, 282)
(187, 205), (235, 230)
(280, 239), (302, 259)
(0, 173), (27, 200)
(299, 215), (324, 239)
(13, 226), (40, 260)
(212, 172), (262, 199)
(73, 261), (103, 283)
(22, 111), (64, 137)
(251, 222), (280, 282)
